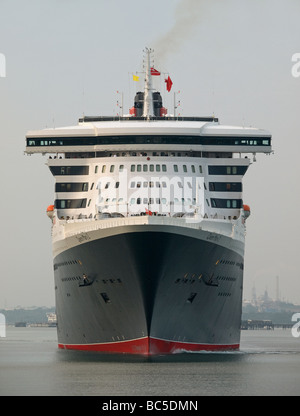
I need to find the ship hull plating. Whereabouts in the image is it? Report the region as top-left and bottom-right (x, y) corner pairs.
(54, 228), (244, 355)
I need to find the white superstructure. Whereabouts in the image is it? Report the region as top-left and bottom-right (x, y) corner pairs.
(25, 49), (272, 246)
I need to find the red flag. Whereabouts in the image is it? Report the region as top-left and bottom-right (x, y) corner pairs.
(165, 76), (173, 92)
(151, 67), (161, 76)
(145, 208), (153, 216)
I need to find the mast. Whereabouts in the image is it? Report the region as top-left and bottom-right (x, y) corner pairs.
(143, 47), (154, 118)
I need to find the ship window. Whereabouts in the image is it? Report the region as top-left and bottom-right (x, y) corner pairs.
(90, 183), (94, 190)
(187, 182), (192, 189)
(156, 182), (161, 188)
(88, 199), (91, 207)
(143, 198), (148, 204)
(110, 165), (115, 173)
(162, 181), (167, 188)
(210, 198), (243, 208)
(199, 166), (203, 174)
(191, 165), (195, 173)
(130, 198), (135, 204)
(183, 165), (187, 173)
(118, 198), (124, 202)
(150, 164), (154, 172)
(137, 182), (141, 188)
(137, 164), (141, 172)
(137, 198), (141, 204)
(156, 165), (161, 172)
(102, 165), (106, 173)
(55, 199), (87, 209)
(178, 181), (183, 188)
(174, 165), (178, 172)
(55, 182), (89, 192)
(149, 181), (154, 188)
(162, 164), (167, 172)
(32, 135), (271, 148)
(149, 198), (154, 204)
(208, 166), (248, 175)
(119, 165), (124, 172)
(105, 182), (110, 189)
(162, 198), (167, 204)
(156, 198), (160, 204)
(143, 182), (148, 188)
(49, 166), (89, 176)
(115, 182), (120, 188)
(95, 166), (98, 173)
(206, 199), (210, 206)
(131, 165), (135, 172)
(143, 165), (148, 172)
(209, 182), (242, 192)
(130, 182), (135, 188)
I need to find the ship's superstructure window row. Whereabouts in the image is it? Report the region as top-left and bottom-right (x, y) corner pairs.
(50, 166), (89, 176)
(208, 166), (248, 175)
(209, 182), (242, 192)
(55, 199), (87, 209)
(210, 199), (243, 209)
(55, 183), (89, 192)
(27, 135), (271, 147)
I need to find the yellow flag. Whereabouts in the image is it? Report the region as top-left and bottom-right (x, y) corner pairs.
(133, 74), (139, 81)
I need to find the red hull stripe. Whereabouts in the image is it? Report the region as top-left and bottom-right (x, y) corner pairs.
(150, 337), (239, 354)
(58, 337), (239, 355)
(58, 337), (149, 354)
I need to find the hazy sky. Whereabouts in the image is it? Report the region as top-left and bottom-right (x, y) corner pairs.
(1, 0), (300, 307)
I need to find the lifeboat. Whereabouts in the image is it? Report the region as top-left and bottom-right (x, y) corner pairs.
(243, 204), (251, 219)
(46, 204), (54, 219)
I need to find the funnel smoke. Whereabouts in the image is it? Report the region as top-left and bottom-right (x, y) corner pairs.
(153, 0), (203, 64)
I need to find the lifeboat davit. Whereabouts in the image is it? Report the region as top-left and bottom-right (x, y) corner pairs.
(46, 204), (54, 219)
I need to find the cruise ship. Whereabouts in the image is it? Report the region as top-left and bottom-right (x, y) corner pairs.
(25, 48), (272, 354)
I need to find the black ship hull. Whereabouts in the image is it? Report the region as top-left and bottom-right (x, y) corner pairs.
(54, 225), (244, 354)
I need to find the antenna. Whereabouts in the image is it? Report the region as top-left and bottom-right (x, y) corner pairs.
(276, 276), (280, 301)
(116, 90), (123, 117)
(174, 90), (181, 117)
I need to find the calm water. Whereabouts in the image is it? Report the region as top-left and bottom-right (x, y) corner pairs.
(0, 327), (300, 396)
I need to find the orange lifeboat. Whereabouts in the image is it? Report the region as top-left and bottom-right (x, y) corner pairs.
(46, 204), (54, 219)
(243, 204), (251, 218)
